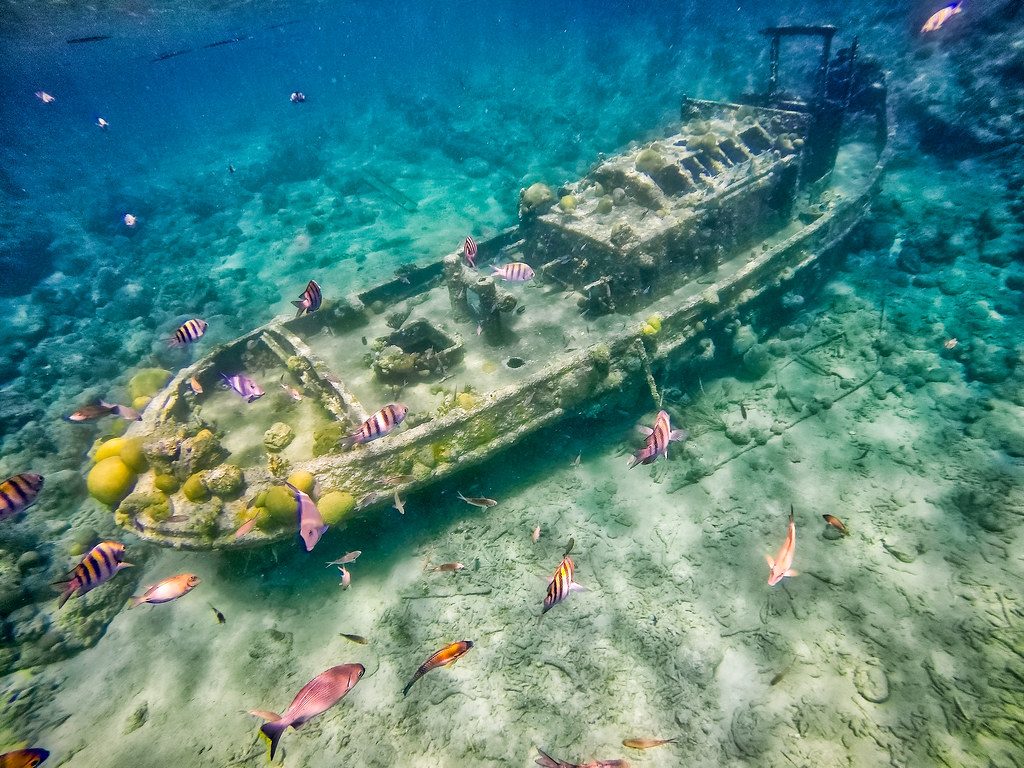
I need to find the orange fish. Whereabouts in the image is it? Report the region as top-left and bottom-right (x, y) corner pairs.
(129, 573), (200, 607)
(0, 748), (49, 767)
(822, 514), (849, 536)
(622, 737), (676, 749)
(189, 376), (203, 394)
(234, 515), (258, 539)
(403, 640), (473, 696)
(542, 555), (585, 616)
(766, 507), (798, 586)
(922, 1), (962, 32)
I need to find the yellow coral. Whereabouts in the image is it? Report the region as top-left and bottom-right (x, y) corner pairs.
(182, 473), (210, 502)
(87, 457), (136, 506)
(132, 396), (152, 411)
(318, 491), (355, 526)
(645, 314), (662, 333)
(641, 322), (657, 336)
(285, 471), (315, 495)
(119, 438), (148, 473)
(93, 436), (128, 463)
(456, 392), (476, 411)
(128, 368), (171, 400)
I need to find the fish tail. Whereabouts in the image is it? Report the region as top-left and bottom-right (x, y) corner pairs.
(128, 595), (144, 608)
(291, 300), (306, 318)
(56, 584), (75, 609)
(402, 673), (420, 697)
(260, 720), (288, 761)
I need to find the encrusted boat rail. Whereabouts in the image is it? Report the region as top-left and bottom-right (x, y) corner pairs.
(108, 25), (892, 549)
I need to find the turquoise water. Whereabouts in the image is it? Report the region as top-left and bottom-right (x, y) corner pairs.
(3, 2), (1024, 766)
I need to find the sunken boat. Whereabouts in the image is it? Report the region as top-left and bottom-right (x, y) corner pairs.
(113, 26), (893, 549)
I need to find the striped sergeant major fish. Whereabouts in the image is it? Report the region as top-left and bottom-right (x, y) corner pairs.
(340, 403), (408, 448)
(169, 318), (208, 347)
(56, 540), (132, 609)
(463, 235), (478, 268)
(628, 410), (687, 469)
(542, 554), (585, 617)
(402, 639), (474, 696)
(0, 748), (50, 768)
(259, 663), (364, 760)
(0, 473), (43, 522)
(491, 261), (535, 283)
(291, 279), (322, 317)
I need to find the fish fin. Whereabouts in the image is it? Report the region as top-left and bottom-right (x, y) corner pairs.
(402, 675), (418, 697)
(569, 581), (587, 592)
(119, 562), (135, 569)
(785, 568), (799, 578)
(638, 426), (654, 437)
(260, 720), (288, 761)
(128, 595), (144, 608)
(670, 429), (688, 441)
(765, 555), (775, 568)
(535, 748), (561, 768)
(56, 585), (76, 609)
(627, 455), (639, 470)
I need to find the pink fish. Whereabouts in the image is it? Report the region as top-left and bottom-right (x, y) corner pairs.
(286, 482), (328, 552)
(35, 90), (55, 103)
(259, 663), (364, 760)
(535, 748), (630, 768)
(491, 262), (534, 282)
(220, 373), (264, 403)
(532, 525), (541, 543)
(340, 403), (408, 448)
(234, 515), (258, 539)
(464, 236), (478, 268)
(766, 507), (798, 586)
(628, 410), (687, 469)
(123, 213), (137, 227)
(337, 565), (351, 588)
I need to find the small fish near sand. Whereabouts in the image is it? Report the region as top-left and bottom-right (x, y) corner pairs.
(532, 525), (541, 543)
(56, 540), (132, 608)
(291, 279), (322, 317)
(535, 748), (629, 768)
(457, 492), (497, 508)
(822, 514), (849, 536)
(67, 34), (111, 44)
(0, 473), (44, 522)
(169, 318), (207, 347)
(286, 482), (328, 552)
(491, 262), (535, 283)
(629, 410), (688, 468)
(402, 640), (473, 696)
(258, 663), (364, 760)
(209, 603), (226, 624)
(766, 507), (798, 587)
(279, 378), (303, 402)
(0, 748), (49, 767)
(622, 737), (676, 750)
(129, 573), (200, 607)
(393, 491), (406, 515)
(340, 403), (408, 448)
(337, 565), (351, 588)
(921, 1), (962, 32)
(339, 632), (367, 645)
(220, 373), (265, 403)
(464, 235), (478, 268)
(325, 550), (361, 567)
(542, 555), (585, 617)
(430, 562), (465, 573)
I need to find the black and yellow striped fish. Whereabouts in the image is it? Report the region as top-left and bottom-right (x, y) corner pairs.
(56, 541), (132, 609)
(542, 555), (584, 616)
(291, 279), (322, 317)
(0, 473), (44, 522)
(169, 318), (208, 347)
(340, 403), (409, 448)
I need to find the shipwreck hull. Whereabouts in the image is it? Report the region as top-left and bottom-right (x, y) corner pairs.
(114, 75), (892, 549)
